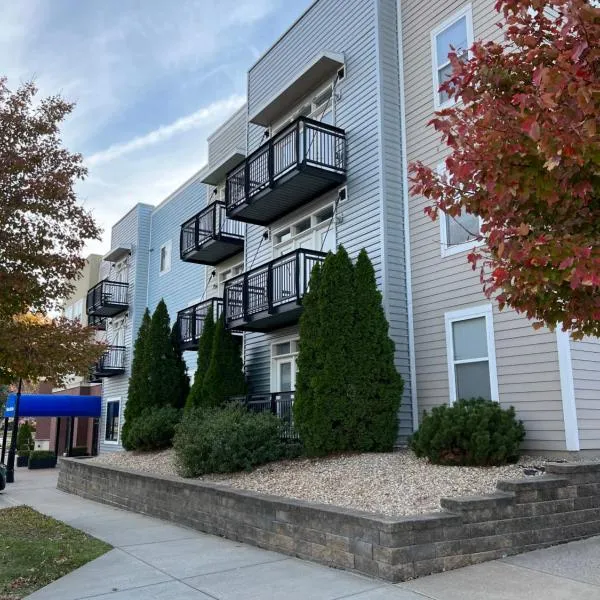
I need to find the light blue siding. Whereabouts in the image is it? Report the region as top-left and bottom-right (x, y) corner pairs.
(207, 105), (247, 173)
(243, 0), (412, 440)
(147, 171), (210, 376)
(100, 203), (153, 453)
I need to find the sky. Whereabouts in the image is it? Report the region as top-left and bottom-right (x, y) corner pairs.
(1, 0), (313, 255)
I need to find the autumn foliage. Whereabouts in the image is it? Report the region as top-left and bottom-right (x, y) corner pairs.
(0, 79), (105, 383)
(409, 0), (600, 338)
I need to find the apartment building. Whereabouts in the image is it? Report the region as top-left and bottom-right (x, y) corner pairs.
(35, 254), (103, 454)
(90, 0), (600, 455)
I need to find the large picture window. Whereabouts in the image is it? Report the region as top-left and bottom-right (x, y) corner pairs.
(445, 305), (499, 403)
(105, 399), (120, 443)
(431, 5), (473, 108)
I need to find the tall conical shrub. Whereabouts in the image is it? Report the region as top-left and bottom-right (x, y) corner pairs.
(201, 316), (245, 407)
(171, 323), (190, 410)
(294, 246), (356, 455)
(293, 246), (404, 456)
(122, 308), (151, 448)
(146, 299), (181, 409)
(185, 305), (215, 412)
(348, 249), (403, 451)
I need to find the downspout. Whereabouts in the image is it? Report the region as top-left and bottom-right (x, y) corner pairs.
(397, 0), (419, 431)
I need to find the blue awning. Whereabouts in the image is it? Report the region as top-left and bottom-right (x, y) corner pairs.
(3, 394), (102, 418)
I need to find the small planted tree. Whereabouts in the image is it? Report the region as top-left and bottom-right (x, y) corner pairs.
(171, 323), (190, 410)
(16, 421), (34, 454)
(123, 300), (187, 451)
(348, 250), (403, 451)
(201, 316), (246, 408)
(294, 246), (404, 456)
(185, 306), (216, 412)
(122, 309), (151, 448)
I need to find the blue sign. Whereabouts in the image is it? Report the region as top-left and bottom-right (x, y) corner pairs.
(4, 394), (102, 418)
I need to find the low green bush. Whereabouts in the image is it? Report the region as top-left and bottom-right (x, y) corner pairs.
(29, 450), (56, 461)
(409, 398), (526, 466)
(122, 406), (181, 451)
(174, 403), (284, 477)
(18, 449), (31, 458)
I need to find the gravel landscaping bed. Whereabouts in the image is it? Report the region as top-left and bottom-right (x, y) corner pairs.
(88, 450), (552, 517)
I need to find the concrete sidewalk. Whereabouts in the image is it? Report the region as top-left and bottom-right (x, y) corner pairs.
(1, 469), (599, 599)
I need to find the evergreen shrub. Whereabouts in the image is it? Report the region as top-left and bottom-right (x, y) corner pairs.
(185, 306), (216, 412)
(294, 247), (404, 456)
(16, 421), (34, 453)
(409, 398), (526, 466)
(174, 403), (283, 477)
(123, 406), (181, 452)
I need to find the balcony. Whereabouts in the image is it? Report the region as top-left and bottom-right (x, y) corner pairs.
(92, 346), (126, 378)
(176, 298), (223, 352)
(224, 248), (326, 332)
(180, 202), (244, 265)
(225, 117), (346, 225)
(87, 315), (106, 330)
(86, 280), (128, 318)
(230, 392), (298, 440)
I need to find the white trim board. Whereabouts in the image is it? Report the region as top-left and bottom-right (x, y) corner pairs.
(444, 304), (499, 404)
(556, 328), (580, 451)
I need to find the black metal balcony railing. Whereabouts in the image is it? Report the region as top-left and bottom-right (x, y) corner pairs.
(180, 201), (244, 265)
(176, 298), (223, 352)
(230, 392), (298, 440)
(224, 248), (326, 332)
(87, 314), (106, 330)
(92, 345), (126, 378)
(86, 279), (128, 318)
(225, 116), (346, 225)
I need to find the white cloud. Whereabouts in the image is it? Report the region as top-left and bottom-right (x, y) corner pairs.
(87, 94), (245, 166)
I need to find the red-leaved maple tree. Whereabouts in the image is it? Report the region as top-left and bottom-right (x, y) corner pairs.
(409, 0), (600, 339)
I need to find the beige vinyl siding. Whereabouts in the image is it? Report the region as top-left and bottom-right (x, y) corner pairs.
(571, 337), (600, 450)
(402, 0), (566, 451)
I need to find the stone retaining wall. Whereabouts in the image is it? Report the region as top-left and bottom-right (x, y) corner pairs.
(58, 459), (600, 582)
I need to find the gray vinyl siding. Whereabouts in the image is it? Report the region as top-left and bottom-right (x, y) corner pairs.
(402, 0), (566, 451)
(376, 0), (412, 440)
(207, 105), (247, 171)
(571, 337), (600, 450)
(242, 0), (412, 439)
(147, 171), (210, 376)
(100, 203), (153, 453)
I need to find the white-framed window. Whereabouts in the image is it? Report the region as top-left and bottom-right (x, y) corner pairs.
(271, 79), (336, 135)
(114, 258), (128, 283)
(104, 398), (121, 443)
(271, 338), (299, 393)
(444, 304), (499, 404)
(437, 163), (482, 257)
(214, 261), (244, 297)
(272, 203), (336, 258)
(159, 240), (172, 275)
(110, 316), (127, 347)
(431, 4), (473, 109)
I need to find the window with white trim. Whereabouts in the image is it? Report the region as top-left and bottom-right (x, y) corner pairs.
(272, 203), (336, 258)
(105, 399), (120, 443)
(215, 261), (244, 297)
(437, 163), (482, 256)
(445, 305), (499, 403)
(271, 80), (335, 134)
(431, 5), (473, 108)
(271, 338), (299, 393)
(159, 240), (172, 275)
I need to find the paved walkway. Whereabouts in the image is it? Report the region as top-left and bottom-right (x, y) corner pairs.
(1, 469), (600, 599)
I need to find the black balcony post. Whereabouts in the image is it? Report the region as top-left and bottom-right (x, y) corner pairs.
(242, 272), (249, 322)
(213, 202), (218, 238)
(295, 250), (301, 302)
(1, 417), (8, 465)
(268, 134), (274, 188)
(300, 119), (305, 167)
(267, 262), (273, 314)
(270, 393), (277, 415)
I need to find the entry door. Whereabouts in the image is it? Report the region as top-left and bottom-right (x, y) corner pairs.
(275, 357), (296, 393)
